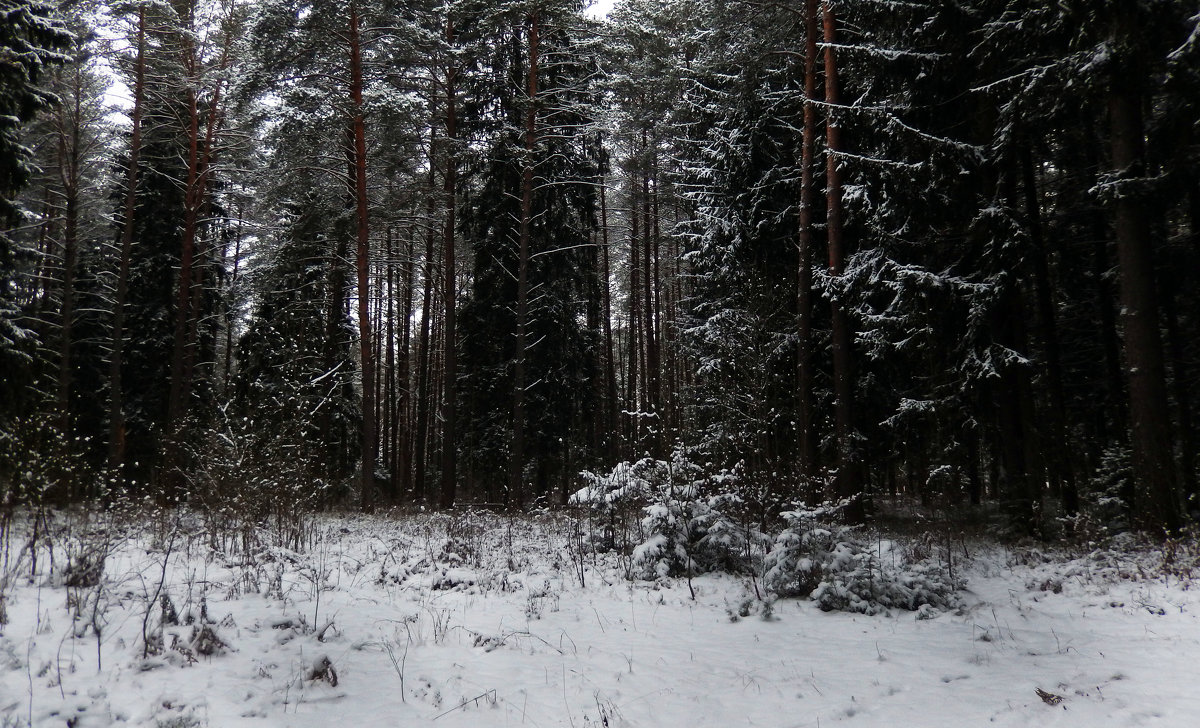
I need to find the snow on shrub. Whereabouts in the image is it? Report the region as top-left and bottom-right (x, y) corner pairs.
(574, 451), (765, 580)
(764, 502), (964, 615)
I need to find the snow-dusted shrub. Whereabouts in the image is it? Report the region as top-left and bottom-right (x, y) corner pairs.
(764, 503), (964, 615)
(184, 406), (335, 553)
(571, 458), (659, 554)
(1065, 444), (1133, 539)
(574, 451), (764, 580)
(810, 542), (963, 615)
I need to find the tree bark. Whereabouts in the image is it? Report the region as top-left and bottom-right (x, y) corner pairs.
(600, 167), (618, 462)
(439, 19), (459, 508)
(413, 141), (437, 503)
(509, 11), (539, 506)
(349, 0), (376, 509)
(384, 223), (397, 501)
(822, 2), (862, 522)
(627, 175), (641, 455)
(641, 136), (660, 456)
(166, 9), (229, 495)
(796, 0), (819, 478)
(1108, 48), (1180, 534)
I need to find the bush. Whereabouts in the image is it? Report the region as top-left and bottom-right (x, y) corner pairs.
(1065, 444), (1133, 539)
(183, 406), (337, 553)
(574, 451), (766, 581)
(764, 502), (964, 615)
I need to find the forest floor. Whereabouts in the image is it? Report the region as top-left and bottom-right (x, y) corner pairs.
(1, 508), (1198, 727)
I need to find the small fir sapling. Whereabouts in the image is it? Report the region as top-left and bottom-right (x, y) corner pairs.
(575, 450), (764, 582)
(764, 501), (965, 614)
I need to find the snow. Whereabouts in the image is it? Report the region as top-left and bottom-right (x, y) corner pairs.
(2, 511), (1199, 727)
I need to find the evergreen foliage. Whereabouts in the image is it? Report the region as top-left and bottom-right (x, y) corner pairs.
(0, 0), (1195, 541)
(0, 0), (71, 444)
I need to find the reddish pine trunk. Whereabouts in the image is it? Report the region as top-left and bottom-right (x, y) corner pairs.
(166, 15), (229, 495)
(796, 0), (819, 478)
(822, 3), (862, 522)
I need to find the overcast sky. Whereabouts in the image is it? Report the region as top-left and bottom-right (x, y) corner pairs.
(585, 0), (616, 19)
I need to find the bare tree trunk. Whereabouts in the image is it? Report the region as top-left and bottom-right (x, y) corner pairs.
(349, 0), (376, 510)
(822, 2), (862, 522)
(167, 7), (229, 495)
(1109, 64), (1179, 533)
(627, 176), (641, 455)
(413, 141), (438, 503)
(398, 222), (415, 497)
(108, 8), (146, 472)
(384, 223), (396, 501)
(641, 137), (660, 456)
(600, 169), (618, 462)
(796, 0), (819, 479)
(509, 12), (539, 505)
(439, 20), (459, 507)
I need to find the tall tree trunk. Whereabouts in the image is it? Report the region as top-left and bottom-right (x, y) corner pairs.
(1108, 39), (1180, 534)
(641, 138), (660, 455)
(349, 0), (376, 510)
(600, 169), (618, 462)
(108, 8), (145, 472)
(1022, 145), (1076, 514)
(384, 223), (397, 501)
(412, 152), (437, 503)
(166, 14), (229, 495)
(165, 59), (203, 474)
(509, 11), (539, 505)
(320, 125), (354, 483)
(398, 222), (415, 497)
(995, 280), (1037, 532)
(626, 175), (641, 455)
(1160, 276), (1196, 504)
(55, 65), (82, 448)
(796, 0), (819, 479)
(440, 21), (459, 508)
(822, 2), (861, 522)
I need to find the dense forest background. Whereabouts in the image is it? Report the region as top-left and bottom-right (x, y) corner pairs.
(2, 0), (1198, 538)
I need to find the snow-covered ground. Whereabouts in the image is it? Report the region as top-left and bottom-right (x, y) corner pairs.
(2, 510), (1198, 727)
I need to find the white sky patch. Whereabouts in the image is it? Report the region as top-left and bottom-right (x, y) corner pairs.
(586, 0), (617, 19)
